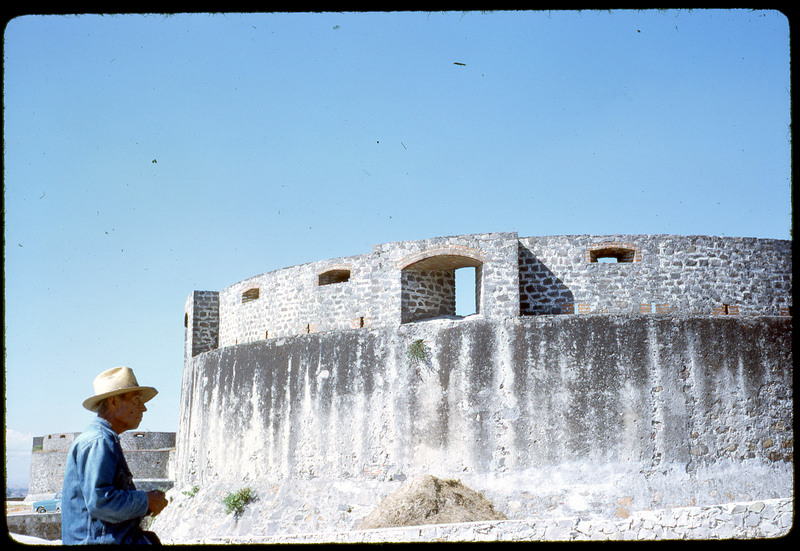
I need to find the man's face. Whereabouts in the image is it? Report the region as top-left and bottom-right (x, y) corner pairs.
(108, 391), (147, 433)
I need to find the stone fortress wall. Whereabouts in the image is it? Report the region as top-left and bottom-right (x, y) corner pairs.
(184, 232), (791, 355)
(186, 233), (519, 353)
(27, 431), (176, 498)
(518, 234), (792, 316)
(170, 232), (792, 540)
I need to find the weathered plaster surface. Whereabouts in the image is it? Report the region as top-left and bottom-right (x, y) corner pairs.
(171, 233), (791, 539)
(174, 316), (791, 531)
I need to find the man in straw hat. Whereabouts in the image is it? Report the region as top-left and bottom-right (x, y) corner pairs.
(61, 367), (169, 544)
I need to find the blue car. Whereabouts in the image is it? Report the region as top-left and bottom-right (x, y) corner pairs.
(32, 491), (62, 513)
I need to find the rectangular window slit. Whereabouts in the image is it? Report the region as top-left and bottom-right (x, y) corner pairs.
(319, 269), (351, 286)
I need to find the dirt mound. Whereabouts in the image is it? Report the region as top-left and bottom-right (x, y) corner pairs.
(357, 474), (507, 530)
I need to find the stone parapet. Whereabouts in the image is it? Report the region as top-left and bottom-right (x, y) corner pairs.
(184, 233), (791, 357)
(27, 432), (175, 496)
(518, 234), (792, 316)
(156, 498), (793, 543)
(11, 498), (792, 543)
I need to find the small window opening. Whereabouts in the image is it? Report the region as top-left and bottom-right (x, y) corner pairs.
(265, 330), (269, 339)
(133, 433), (145, 438)
(184, 313), (188, 328)
(359, 316), (365, 328)
(319, 269), (351, 286)
(455, 267), (477, 316)
(590, 247), (636, 263)
(242, 288), (260, 304)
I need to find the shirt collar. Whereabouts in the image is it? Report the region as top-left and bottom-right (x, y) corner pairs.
(91, 416), (120, 442)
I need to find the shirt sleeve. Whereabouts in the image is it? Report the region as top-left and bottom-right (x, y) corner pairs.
(76, 435), (150, 523)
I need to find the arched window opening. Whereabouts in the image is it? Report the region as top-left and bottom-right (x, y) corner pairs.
(401, 254), (482, 323)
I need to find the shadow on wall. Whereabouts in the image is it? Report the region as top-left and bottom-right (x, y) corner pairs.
(519, 245), (574, 315)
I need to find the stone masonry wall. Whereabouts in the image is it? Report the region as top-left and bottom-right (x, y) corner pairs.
(153, 497), (792, 543)
(40, 432), (79, 452)
(172, 232), (791, 541)
(519, 234), (792, 316)
(186, 233), (790, 358)
(401, 269), (456, 323)
(184, 291), (219, 359)
(27, 432), (175, 497)
(11, 496), (793, 542)
(215, 253), (374, 346)
(197, 232), (520, 352)
(175, 316), (791, 529)
(383, 232), (519, 322)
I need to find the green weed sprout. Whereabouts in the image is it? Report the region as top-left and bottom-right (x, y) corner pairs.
(222, 487), (257, 518)
(407, 338), (430, 368)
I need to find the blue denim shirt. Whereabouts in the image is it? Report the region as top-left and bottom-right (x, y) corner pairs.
(61, 417), (150, 544)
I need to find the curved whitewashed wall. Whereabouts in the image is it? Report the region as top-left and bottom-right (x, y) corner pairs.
(174, 232), (792, 538)
(175, 316), (792, 518)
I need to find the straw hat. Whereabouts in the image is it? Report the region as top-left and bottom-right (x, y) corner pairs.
(82, 366), (158, 412)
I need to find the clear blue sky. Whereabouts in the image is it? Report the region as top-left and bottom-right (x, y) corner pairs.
(3, 10), (791, 489)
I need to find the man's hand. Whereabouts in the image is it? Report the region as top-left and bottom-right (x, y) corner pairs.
(146, 490), (168, 516)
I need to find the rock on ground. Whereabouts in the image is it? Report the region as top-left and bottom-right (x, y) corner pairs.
(357, 474), (507, 530)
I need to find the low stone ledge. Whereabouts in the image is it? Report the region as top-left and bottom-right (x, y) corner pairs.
(179, 498), (793, 544)
(5, 512), (62, 541)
